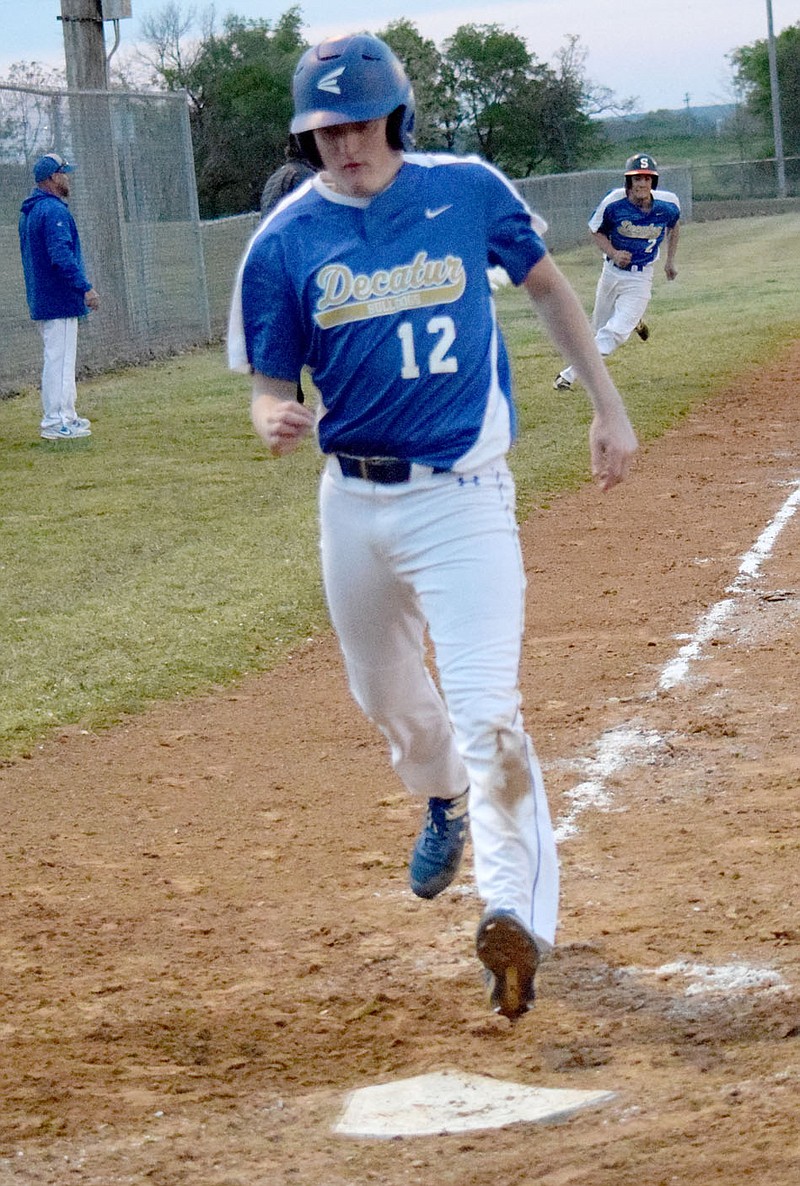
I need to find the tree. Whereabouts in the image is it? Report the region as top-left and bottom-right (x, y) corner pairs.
(730, 22), (800, 156)
(138, 3), (307, 216)
(443, 23), (531, 162)
(434, 26), (609, 176)
(540, 36), (609, 172)
(131, 9), (630, 212)
(0, 62), (67, 165)
(379, 19), (458, 150)
(135, 2), (216, 100)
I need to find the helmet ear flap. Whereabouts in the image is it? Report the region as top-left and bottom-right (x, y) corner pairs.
(296, 131), (322, 170)
(387, 106), (413, 151)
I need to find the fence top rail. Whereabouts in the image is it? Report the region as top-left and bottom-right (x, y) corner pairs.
(0, 83), (186, 101)
(695, 155), (800, 167)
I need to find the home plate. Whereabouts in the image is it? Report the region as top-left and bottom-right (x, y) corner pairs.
(333, 1070), (615, 1138)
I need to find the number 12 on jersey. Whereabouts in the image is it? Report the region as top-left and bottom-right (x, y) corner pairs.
(397, 317), (459, 380)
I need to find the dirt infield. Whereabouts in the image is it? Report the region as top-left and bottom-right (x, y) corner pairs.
(2, 346), (799, 1185)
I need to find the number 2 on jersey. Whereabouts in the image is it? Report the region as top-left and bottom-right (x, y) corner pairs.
(397, 317), (458, 380)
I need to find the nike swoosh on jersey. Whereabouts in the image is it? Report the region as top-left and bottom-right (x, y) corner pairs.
(425, 205), (453, 219)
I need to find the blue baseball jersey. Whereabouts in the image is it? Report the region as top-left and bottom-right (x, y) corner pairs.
(589, 187), (680, 269)
(235, 153), (547, 470)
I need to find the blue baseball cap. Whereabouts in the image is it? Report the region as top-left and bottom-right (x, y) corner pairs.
(33, 153), (75, 182)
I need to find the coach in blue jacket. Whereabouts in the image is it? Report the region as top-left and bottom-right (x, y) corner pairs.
(19, 153), (100, 440)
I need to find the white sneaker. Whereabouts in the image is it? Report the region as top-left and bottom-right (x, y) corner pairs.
(40, 422), (91, 441)
(67, 418), (92, 436)
(553, 373), (572, 391)
(41, 424), (77, 440)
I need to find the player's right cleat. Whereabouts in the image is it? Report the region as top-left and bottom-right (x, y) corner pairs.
(634, 320), (650, 341)
(40, 423), (90, 440)
(476, 909), (539, 1021)
(553, 373), (572, 391)
(409, 787), (469, 899)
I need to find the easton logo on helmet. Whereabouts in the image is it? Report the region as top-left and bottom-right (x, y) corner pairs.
(318, 66), (345, 94)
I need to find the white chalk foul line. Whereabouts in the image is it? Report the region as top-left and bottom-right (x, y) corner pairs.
(659, 478), (800, 690)
(555, 477), (800, 839)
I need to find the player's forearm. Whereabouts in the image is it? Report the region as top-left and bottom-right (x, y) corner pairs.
(524, 256), (626, 415)
(665, 223), (680, 270)
(524, 256), (637, 490)
(591, 230), (627, 266)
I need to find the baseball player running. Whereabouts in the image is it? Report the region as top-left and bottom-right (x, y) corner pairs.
(554, 153), (680, 391)
(228, 34), (637, 1020)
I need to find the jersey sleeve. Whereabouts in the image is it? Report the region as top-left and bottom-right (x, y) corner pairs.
(589, 189), (625, 234)
(480, 163), (548, 285)
(241, 230), (306, 380)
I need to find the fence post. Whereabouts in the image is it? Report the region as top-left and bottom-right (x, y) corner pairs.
(766, 0), (787, 199)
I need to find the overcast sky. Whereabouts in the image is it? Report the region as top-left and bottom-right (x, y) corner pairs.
(1, 0), (795, 113)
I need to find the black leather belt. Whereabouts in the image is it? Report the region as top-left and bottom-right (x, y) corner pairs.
(336, 455), (448, 484)
(606, 255), (648, 272)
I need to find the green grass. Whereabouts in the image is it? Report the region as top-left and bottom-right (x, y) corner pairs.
(1, 214), (799, 758)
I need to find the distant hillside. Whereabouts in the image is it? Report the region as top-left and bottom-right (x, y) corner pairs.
(602, 104), (737, 140)
(591, 103), (769, 170)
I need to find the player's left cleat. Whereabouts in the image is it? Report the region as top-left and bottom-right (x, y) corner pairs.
(476, 909), (539, 1021)
(553, 373), (572, 391)
(409, 787), (469, 899)
(634, 320), (650, 341)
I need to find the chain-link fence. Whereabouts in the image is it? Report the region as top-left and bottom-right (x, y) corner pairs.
(1, 84), (210, 395)
(201, 212), (260, 332)
(516, 165), (692, 252)
(690, 155), (800, 201)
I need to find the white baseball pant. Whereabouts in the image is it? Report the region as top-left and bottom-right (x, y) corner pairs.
(319, 458), (559, 949)
(38, 317), (79, 430)
(559, 259), (653, 386)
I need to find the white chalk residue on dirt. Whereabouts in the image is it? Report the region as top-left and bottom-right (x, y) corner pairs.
(628, 960), (789, 996)
(554, 725), (666, 842)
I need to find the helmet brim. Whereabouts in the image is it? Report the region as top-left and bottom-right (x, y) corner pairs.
(291, 106), (394, 134)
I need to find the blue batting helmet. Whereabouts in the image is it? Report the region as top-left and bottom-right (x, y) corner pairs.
(624, 152), (659, 188)
(290, 34), (415, 148)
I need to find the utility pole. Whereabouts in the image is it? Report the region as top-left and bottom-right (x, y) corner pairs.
(765, 0), (787, 199)
(59, 0), (108, 90)
(57, 0), (130, 338)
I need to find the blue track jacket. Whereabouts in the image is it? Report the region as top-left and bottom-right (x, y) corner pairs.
(19, 189), (92, 320)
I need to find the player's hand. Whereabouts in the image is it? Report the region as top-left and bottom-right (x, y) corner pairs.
(256, 398), (315, 456)
(84, 287), (99, 310)
(665, 262), (677, 281)
(612, 249), (632, 269)
(589, 410), (638, 492)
